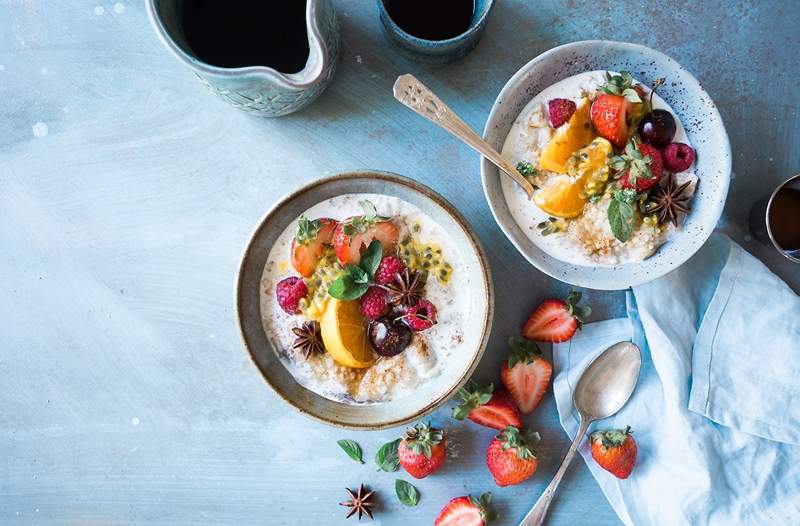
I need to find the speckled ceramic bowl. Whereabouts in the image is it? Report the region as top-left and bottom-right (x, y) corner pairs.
(236, 171), (493, 429)
(481, 40), (731, 290)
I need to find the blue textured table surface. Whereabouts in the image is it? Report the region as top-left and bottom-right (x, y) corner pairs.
(2, 1), (798, 525)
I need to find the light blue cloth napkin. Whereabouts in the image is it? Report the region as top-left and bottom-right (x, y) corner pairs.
(553, 233), (800, 525)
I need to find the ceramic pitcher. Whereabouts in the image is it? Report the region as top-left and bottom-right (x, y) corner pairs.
(146, 0), (339, 117)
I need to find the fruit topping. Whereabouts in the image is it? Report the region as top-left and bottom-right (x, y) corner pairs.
(591, 93), (633, 149)
(638, 109), (676, 149)
(547, 98), (577, 128)
(590, 426), (637, 479)
(276, 276), (308, 314)
(368, 316), (412, 357)
(398, 421), (446, 479)
(333, 200), (399, 266)
(539, 97), (594, 173)
(339, 484), (376, 520)
(598, 71), (643, 103)
(320, 298), (374, 368)
(403, 299), (437, 331)
(570, 137), (613, 198)
(382, 268), (427, 307)
(523, 291), (591, 343)
(500, 338), (553, 415)
(375, 255), (406, 285)
(451, 382), (522, 430)
(533, 176), (588, 219)
(434, 493), (496, 526)
(646, 173), (693, 227)
(486, 426), (541, 487)
(291, 320), (324, 359)
(614, 141), (664, 193)
(291, 216), (337, 277)
(360, 286), (389, 320)
(327, 240), (383, 301)
(661, 142), (696, 172)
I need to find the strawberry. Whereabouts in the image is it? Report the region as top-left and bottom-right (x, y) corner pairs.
(590, 426), (637, 479)
(547, 98), (577, 128)
(434, 492), (496, 526)
(486, 426), (541, 487)
(523, 290), (591, 343)
(500, 338), (552, 414)
(398, 421), (446, 479)
(290, 216), (337, 277)
(451, 382), (522, 430)
(591, 94), (632, 148)
(617, 141), (664, 192)
(332, 200), (399, 266)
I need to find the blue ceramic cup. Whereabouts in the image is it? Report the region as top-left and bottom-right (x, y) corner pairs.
(377, 0), (495, 64)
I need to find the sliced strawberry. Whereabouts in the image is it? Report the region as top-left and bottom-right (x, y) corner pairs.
(523, 291), (591, 343)
(435, 493), (495, 526)
(333, 219), (399, 266)
(452, 382), (521, 430)
(590, 94), (632, 148)
(500, 338), (552, 414)
(290, 217), (337, 277)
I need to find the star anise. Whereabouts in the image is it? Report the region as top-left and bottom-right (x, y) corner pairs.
(381, 268), (427, 307)
(339, 484), (376, 520)
(291, 320), (324, 360)
(647, 173), (693, 226)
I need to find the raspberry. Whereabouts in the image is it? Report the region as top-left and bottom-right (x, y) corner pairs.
(375, 256), (406, 285)
(661, 142), (695, 172)
(548, 98), (577, 128)
(403, 299), (437, 331)
(360, 286), (389, 320)
(275, 276), (307, 314)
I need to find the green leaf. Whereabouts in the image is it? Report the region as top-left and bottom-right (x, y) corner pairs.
(608, 197), (635, 242)
(347, 264), (369, 285)
(359, 200), (378, 219)
(359, 240), (382, 280)
(622, 88), (642, 103)
(395, 479), (420, 506)
(328, 275), (368, 300)
(375, 439), (401, 472)
(336, 439), (364, 464)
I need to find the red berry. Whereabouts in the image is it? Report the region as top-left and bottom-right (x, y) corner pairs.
(375, 256), (405, 285)
(360, 286), (389, 320)
(661, 142), (695, 172)
(547, 98), (577, 128)
(403, 299), (437, 331)
(620, 142), (664, 193)
(275, 276), (307, 314)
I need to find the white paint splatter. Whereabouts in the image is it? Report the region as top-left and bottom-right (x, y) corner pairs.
(32, 122), (48, 138)
(0, 65), (5, 71)
(131, 417), (140, 426)
(94, 5), (105, 16)
(40, 67), (49, 76)
(113, 2), (125, 14)
(355, 54), (362, 64)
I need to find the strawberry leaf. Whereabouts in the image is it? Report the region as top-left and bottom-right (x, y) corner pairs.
(395, 479), (420, 507)
(336, 439), (364, 464)
(294, 214), (321, 245)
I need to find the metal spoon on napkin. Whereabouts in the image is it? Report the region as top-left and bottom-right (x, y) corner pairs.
(393, 74), (535, 198)
(520, 341), (642, 526)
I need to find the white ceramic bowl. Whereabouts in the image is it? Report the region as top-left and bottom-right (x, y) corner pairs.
(236, 171), (493, 429)
(481, 40), (731, 290)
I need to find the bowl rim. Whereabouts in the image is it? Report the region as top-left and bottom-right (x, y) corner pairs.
(234, 170), (494, 429)
(480, 40), (732, 290)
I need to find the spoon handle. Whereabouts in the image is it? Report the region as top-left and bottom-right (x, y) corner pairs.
(392, 74), (534, 198)
(519, 417), (591, 526)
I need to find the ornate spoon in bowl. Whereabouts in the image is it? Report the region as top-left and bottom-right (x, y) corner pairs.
(393, 74), (534, 199)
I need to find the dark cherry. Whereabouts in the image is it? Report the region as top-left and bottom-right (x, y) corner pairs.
(368, 316), (412, 357)
(637, 109), (676, 149)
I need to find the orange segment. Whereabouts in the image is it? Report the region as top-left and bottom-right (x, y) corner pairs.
(534, 176), (588, 218)
(320, 299), (374, 368)
(538, 98), (594, 174)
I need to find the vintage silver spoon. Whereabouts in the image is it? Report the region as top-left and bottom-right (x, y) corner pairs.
(520, 341), (642, 526)
(392, 73), (535, 198)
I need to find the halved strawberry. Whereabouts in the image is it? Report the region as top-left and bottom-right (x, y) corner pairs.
(590, 94), (632, 149)
(523, 291), (591, 343)
(333, 219), (399, 265)
(500, 338), (552, 414)
(290, 216), (337, 277)
(435, 492), (495, 526)
(451, 382), (522, 430)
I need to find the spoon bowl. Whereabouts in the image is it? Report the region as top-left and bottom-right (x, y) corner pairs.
(574, 341), (642, 419)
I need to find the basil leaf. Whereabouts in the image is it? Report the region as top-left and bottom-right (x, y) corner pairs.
(375, 439), (401, 472)
(336, 439), (364, 464)
(359, 240), (383, 280)
(395, 479), (420, 506)
(608, 198), (635, 242)
(328, 275), (368, 300)
(347, 264), (369, 285)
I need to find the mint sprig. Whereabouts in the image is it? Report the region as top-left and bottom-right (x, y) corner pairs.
(327, 240), (382, 300)
(607, 189), (640, 243)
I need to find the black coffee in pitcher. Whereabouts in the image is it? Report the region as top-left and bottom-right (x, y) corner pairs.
(182, 0), (310, 73)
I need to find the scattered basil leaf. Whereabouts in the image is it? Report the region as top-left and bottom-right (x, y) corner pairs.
(395, 479), (420, 506)
(608, 197), (635, 242)
(359, 240), (382, 280)
(336, 439), (364, 464)
(328, 275), (369, 301)
(375, 439), (401, 472)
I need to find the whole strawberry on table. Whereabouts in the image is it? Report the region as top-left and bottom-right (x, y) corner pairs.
(590, 426), (638, 479)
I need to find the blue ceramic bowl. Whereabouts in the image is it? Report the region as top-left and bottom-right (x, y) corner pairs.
(377, 0), (495, 64)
